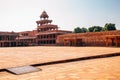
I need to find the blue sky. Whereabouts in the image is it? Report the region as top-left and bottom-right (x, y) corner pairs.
(0, 0), (120, 32)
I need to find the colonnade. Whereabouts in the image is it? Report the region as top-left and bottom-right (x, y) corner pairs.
(105, 35), (120, 47)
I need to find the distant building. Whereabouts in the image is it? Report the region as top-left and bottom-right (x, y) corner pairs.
(16, 30), (38, 46)
(0, 11), (72, 47)
(57, 30), (120, 47)
(0, 32), (19, 47)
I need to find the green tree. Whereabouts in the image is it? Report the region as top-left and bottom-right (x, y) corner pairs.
(88, 26), (102, 32)
(103, 23), (116, 31)
(81, 27), (88, 33)
(93, 28), (98, 32)
(88, 27), (94, 32)
(74, 27), (82, 33)
(102, 27), (106, 31)
(93, 26), (103, 32)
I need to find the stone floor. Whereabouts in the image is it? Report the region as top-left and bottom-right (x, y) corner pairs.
(0, 46), (120, 80)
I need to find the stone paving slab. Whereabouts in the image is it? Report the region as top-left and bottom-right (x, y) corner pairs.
(0, 46), (120, 69)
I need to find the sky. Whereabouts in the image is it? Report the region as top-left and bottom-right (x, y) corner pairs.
(0, 0), (120, 32)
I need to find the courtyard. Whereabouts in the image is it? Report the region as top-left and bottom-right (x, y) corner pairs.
(0, 46), (120, 80)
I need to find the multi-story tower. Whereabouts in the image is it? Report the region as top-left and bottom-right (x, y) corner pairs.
(36, 11), (58, 32)
(36, 11), (72, 45)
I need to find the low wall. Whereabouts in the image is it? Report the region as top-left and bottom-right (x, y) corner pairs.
(56, 30), (120, 46)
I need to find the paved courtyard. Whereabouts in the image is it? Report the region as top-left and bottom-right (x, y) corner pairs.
(0, 46), (120, 80)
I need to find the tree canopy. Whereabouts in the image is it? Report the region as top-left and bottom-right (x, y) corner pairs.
(74, 27), (82, 33)
(74, 27), (88, 33)
(103, 23), (116, 31)
(81, 27), (88, 33)
(73, 23), (117, 33)
(88, 26), (102, 32)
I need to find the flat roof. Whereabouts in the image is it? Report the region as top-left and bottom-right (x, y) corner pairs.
(0, 46), (120, 79)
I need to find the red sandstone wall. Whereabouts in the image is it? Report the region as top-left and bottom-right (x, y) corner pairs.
(56, 30), (120, 46)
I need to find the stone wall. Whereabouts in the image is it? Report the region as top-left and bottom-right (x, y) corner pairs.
(56, 30), (120, 46)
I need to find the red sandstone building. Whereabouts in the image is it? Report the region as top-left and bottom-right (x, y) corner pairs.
(56, 30), (120, 47)
(0, 11), (72, 47)
(0, 32), (19, 47)
(36, 11), (72, 46)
